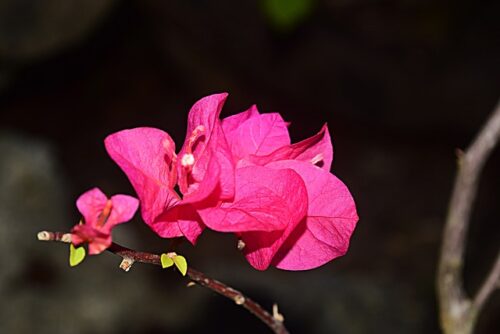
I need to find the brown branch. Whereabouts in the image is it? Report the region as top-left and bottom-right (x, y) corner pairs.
(37, 231), (288, 334)
(437, 99), (500, 334)
(473, 252), (500, 312)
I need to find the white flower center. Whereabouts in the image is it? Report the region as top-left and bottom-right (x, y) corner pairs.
(181, 153), (195, 167)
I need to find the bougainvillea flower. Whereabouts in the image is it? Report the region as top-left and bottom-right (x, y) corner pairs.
(71, 187), (139, 255)
(104, 92), (357, 271)
(105, 93), (234, 244)
(199, 107), (358, 271)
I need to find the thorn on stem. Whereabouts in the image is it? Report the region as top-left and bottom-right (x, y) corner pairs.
(455, 148), (465, 166)
(455, 148), (464, 158)
(273, 303), (285, 322)
(37, 231), (71, 243)
(37, 231), (50, 241)
(61, 233), (72, 243)
(119, 257), (135, 272)
(234, 295), (245, 305)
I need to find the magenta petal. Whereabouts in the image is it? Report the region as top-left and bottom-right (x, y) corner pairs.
(104, 127), (182, 236)
(182, 124), (234, 200)
(267, 160), (358, 270)
(178, 93), (235, 200)
(149, 207), (183, 238)
(247, 124), (333, 171)
(175, 154), (220, 244)
(181, 93), (228, 161)
(178, 218), (204, 245)
(181, 150), (221, 204)
(88, 235), (112, 255)
(103, 194), (139, 232)
(221, 104), (259, 137)
(153, 204), (204, 244)
(212, 125), (235, 199)
(199, 166), (307, 233)
(228, 113), (290, 161)
(241, 230), (286, 271)
(187, 125), (235, 201)
(186, 93), (228, 141)
(76, 188), (108, 228)
(292, 124), (333, 170)
(177, 205), (205, 245)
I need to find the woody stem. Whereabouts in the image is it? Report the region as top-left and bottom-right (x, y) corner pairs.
(437, 99), (500, 334)
(37, 231), (288, 334)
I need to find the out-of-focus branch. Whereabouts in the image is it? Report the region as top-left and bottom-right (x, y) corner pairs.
(473, 253), (500, 312)
(37, 231), (288, 334)
(437, 99), (500, 334)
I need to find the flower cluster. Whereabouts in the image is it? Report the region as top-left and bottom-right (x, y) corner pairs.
(72, 93), (358, 271)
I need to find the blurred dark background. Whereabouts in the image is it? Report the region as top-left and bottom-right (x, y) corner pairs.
(0, 0), (498, 333)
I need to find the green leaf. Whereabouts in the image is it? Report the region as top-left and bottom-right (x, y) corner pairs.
(69, 244), (86, 267)
(161, 253), (174, 268)
(262, 0), (315, 31)
(173, 255), (188, 276)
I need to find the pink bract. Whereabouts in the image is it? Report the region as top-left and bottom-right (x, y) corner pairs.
(71, 187), (139, 255)
(225, 111), (290, 161)
(267, 160), (358, 270)
(245, 123), (333, 171)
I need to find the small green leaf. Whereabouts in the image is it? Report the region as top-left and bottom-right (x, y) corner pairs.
(262, 0), (315, 31)
(173, 255), (188, 276)
(161, 253), (174, 268)
(69, 244), (86, 267)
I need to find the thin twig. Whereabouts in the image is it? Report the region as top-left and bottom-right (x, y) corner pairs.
(473, 252), (500, 312)
(37, 231), (288, 334)
(437, 99), (500, 334)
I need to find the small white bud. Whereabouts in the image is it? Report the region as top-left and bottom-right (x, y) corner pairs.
(181, 153), (195, 167)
